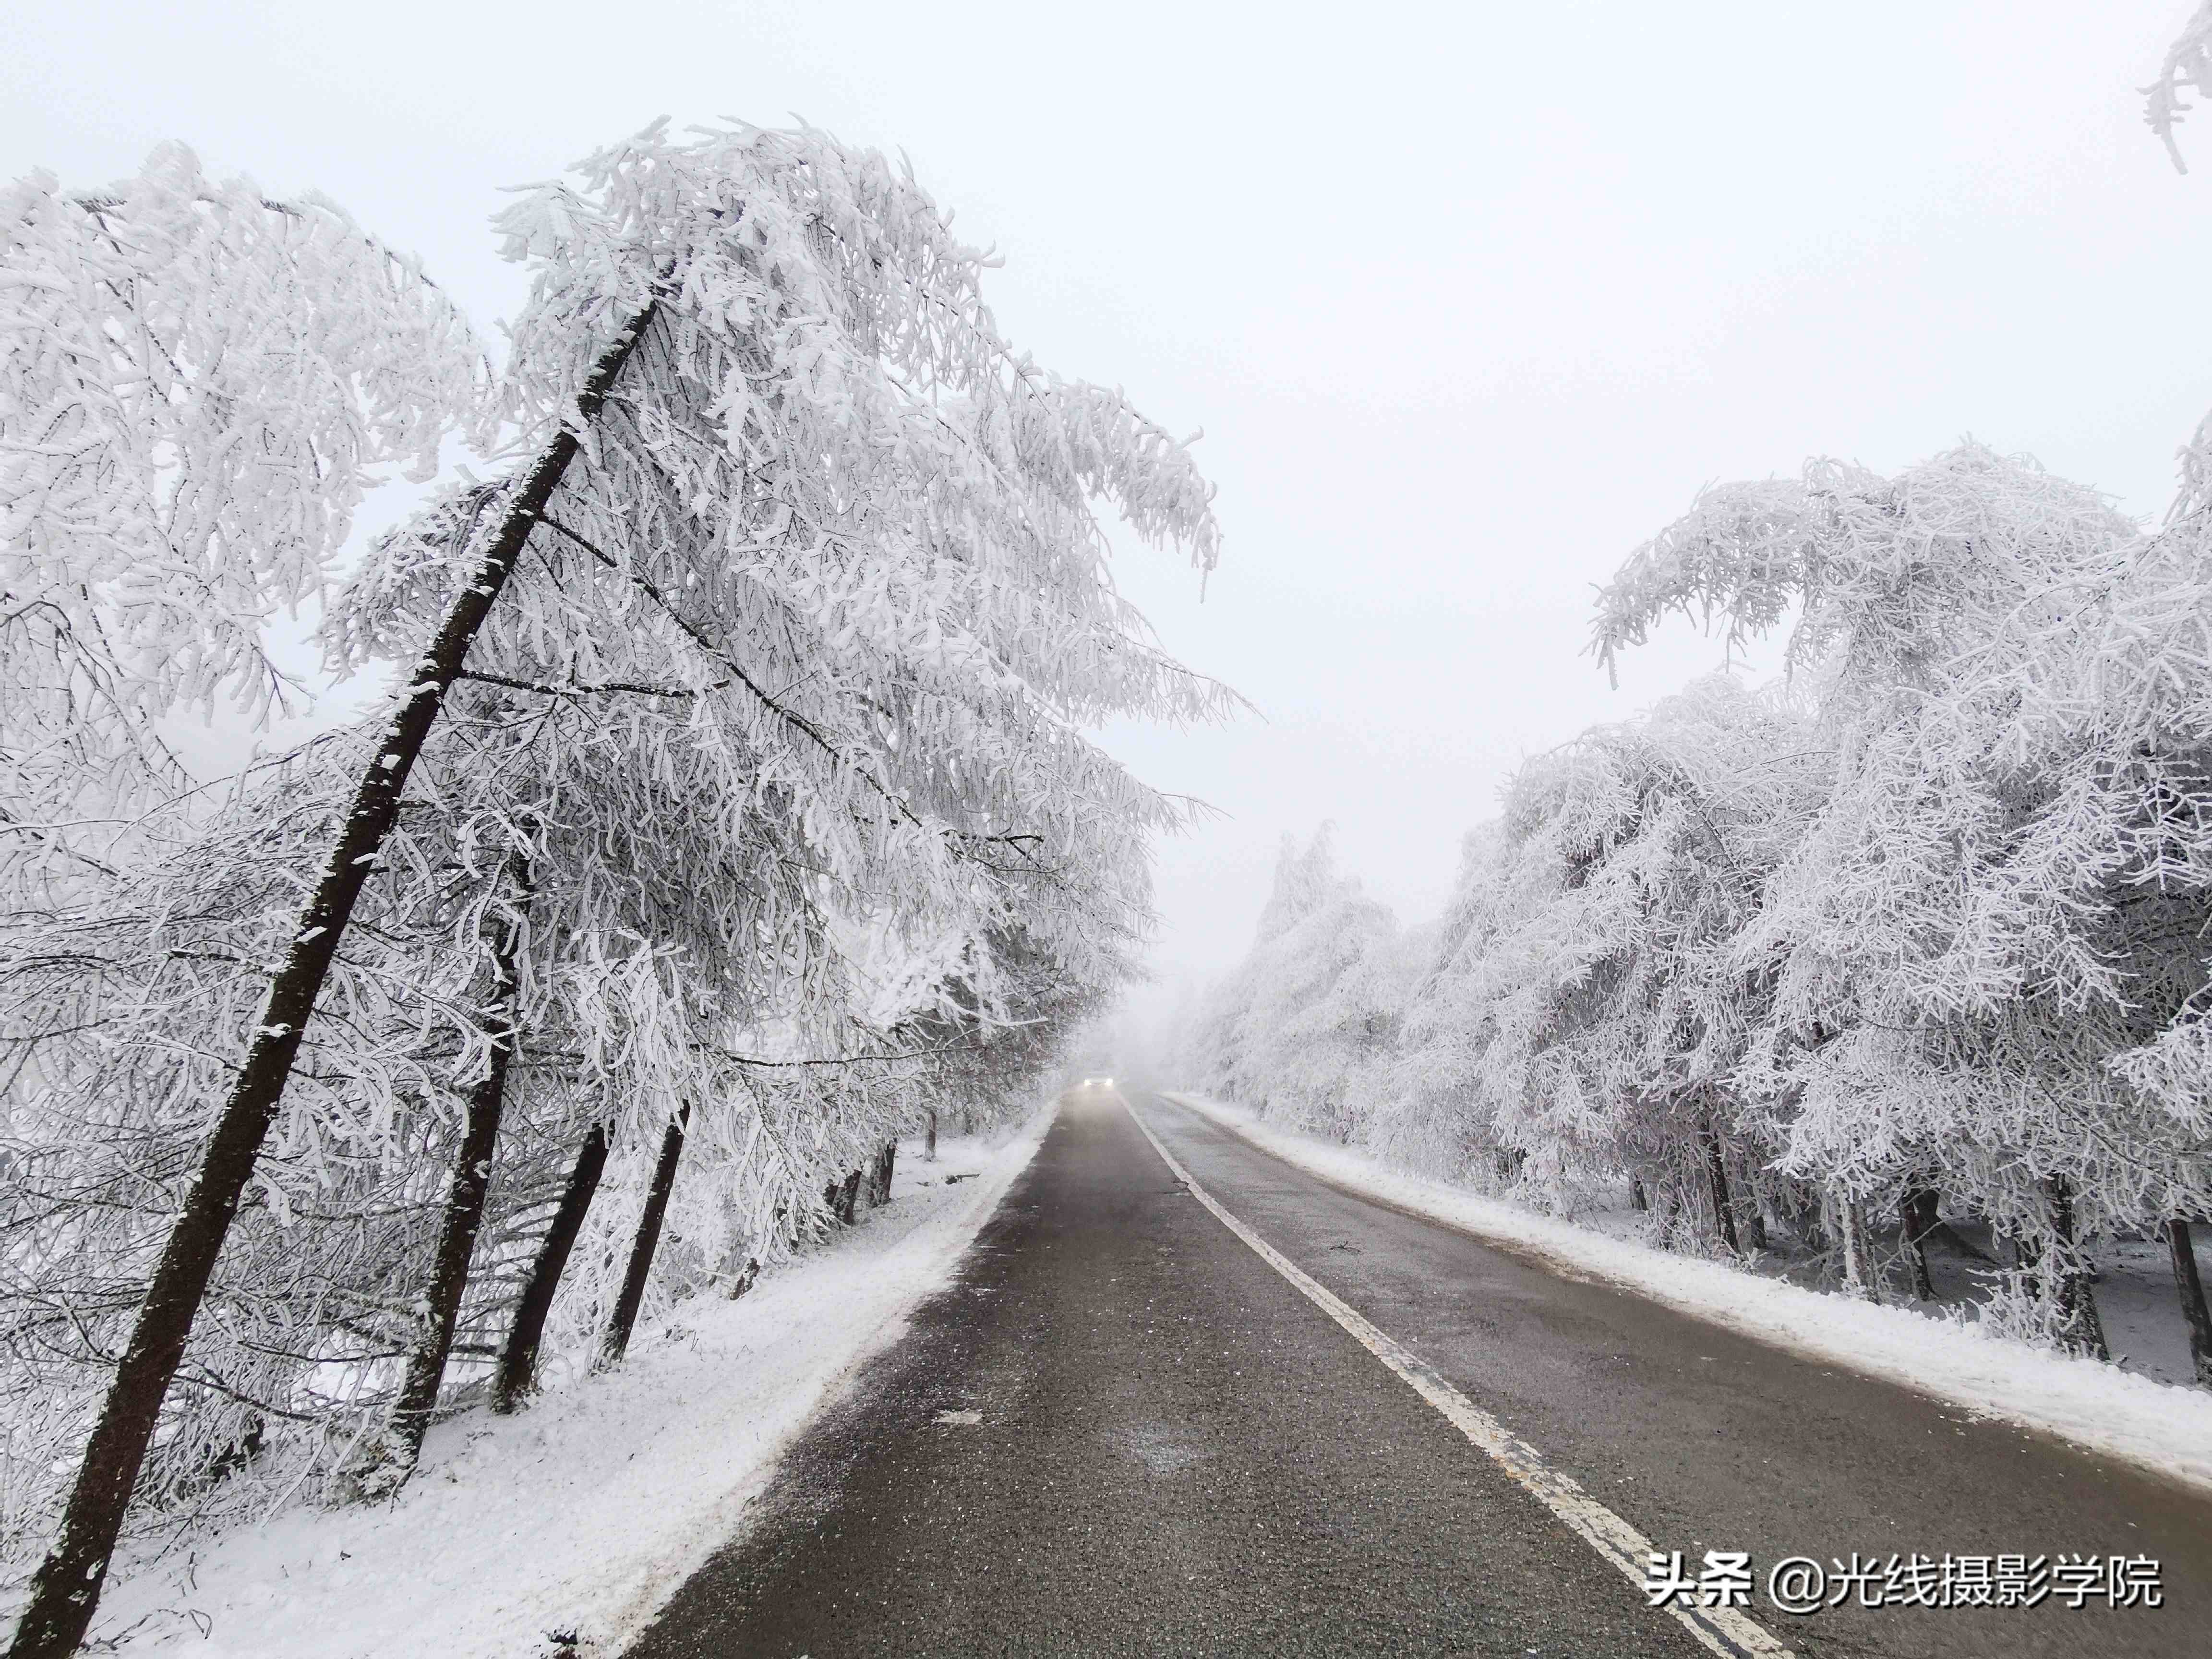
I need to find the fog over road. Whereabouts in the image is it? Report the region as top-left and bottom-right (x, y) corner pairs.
(624, 1091), (2212, 1658)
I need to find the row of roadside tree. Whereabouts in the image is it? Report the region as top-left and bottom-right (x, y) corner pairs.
(1180, 12), (2212, 1390)
(1, 125), (1228, 1655)
(1183, 435), (2212, 1385)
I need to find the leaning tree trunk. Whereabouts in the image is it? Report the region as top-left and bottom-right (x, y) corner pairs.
(2167, 1217), (2212, 1387)
(492, 1124), (610, 1412)
(6, 306), (661, 1659)
(600, 1106), (690, 1369)
(360, 867), (529, 1492)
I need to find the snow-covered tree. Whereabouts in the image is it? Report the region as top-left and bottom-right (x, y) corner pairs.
(1183, 826), (1405, 1140)
(1353, 826), (1511, 1182)
(1407, 678), (1826, 1246)
(0, 144), (484, 903)
(1178, 437), (2211, 1369)
(2147, 1), (2212, 171)
(1593, 442), (2210, 1347)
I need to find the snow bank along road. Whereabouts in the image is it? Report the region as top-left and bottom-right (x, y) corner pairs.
(624, 1090), (2212, 1658)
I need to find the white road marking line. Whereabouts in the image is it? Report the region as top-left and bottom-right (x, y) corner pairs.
(1122, 1094), (1795, 1659)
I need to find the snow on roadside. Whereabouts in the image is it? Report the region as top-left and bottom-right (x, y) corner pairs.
(1160, 1091), (2212, 1494)
(90, 1112), (1054, 1658)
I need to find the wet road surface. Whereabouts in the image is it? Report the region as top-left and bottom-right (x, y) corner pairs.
(622, 1090), (2212, 1658)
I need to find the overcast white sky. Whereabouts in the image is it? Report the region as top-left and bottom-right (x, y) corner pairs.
(11, 1), (2212, 1022)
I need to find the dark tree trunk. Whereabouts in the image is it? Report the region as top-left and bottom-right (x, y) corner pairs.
(1630, 1178), (1648, 1212)
(2166, 1217), (2212, 1387)
(6, 307), (661, 1659)
(1702, 1123), (1740, 1255)
(1899, 1190), (1938, 1300)
(600, 1106), (689, 1369)
(727, 1257), (761, 1301)
(925, 1107), (938, 1163)
(492, 1124), (610, 1412)
(368, 870), (530, 1486)
(837, 1168), (863, 1225)
(2046, 1176), (2109, 1361)
(866, 1140), (897, 1207)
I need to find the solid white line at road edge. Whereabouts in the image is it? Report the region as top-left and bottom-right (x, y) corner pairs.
(1120, 1093), (1795, 1659)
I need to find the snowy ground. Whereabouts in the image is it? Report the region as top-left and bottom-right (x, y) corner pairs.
(1570, 1198), (2202, 1387)
(1162, 1091), (2212, 1495)
(86, 1112), (1053, 1658)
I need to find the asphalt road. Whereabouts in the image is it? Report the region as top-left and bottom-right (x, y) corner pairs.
(622, 1089), (2212, 1658)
